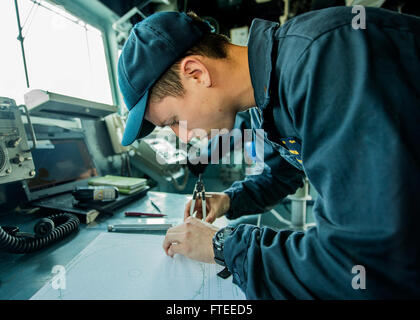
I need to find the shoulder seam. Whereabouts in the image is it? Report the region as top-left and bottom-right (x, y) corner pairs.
(295, 21), (420, 63)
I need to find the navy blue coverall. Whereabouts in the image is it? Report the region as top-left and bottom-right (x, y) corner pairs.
(222, 7), (420, 299)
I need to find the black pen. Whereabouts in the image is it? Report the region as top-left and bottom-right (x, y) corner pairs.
(150, 200), (162, 213)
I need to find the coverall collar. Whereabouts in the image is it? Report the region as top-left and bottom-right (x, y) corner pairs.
(247, 18), (277, 111)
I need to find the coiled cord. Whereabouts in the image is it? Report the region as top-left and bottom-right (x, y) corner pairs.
(0, 213), (80, 254)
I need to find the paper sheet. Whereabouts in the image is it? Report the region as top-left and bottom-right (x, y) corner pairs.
(31, 232), (246, 300)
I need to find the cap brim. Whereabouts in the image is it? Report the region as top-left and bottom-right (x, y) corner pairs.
(121, 91), (156, 146)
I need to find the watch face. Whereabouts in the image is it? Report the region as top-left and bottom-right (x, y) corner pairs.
(223, 227), (234, 238)
(213, 227), (235, 267)
(215, 227), (234, 245)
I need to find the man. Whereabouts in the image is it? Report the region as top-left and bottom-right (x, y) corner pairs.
(117, 7), (420, 298)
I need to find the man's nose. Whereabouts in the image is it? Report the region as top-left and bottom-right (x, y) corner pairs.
(171, 126), (194, 143)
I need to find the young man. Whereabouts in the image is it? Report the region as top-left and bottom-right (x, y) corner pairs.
(117, 7), (420, 298)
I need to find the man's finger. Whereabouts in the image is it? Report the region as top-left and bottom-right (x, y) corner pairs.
(162, 232), (185, 255)
(205, 213), (216, 224)
(184, 199), (202, 219)
(185, 199), (204, 220)
(167, 242), (188, 257)
(194, 209), (203, 220)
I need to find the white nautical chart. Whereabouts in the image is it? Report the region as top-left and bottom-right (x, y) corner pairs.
(31, 232), (246, 300)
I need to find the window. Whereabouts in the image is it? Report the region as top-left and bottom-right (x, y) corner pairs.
(0, 0), (112, 106)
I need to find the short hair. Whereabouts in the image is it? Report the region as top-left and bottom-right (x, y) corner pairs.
(149, 11), (230, 103)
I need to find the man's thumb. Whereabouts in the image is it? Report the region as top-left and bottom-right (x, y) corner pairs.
(205, 212), (216, 224)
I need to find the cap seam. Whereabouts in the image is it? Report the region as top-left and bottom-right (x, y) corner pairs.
(142, 23), (178, 55)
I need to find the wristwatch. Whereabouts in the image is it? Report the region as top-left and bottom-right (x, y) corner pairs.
(212, 226), (235, 266)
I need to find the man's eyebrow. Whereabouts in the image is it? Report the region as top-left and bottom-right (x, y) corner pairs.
(160, 116), (176, 127)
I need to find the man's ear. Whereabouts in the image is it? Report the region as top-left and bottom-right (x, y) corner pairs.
(180, 56), (212, 88)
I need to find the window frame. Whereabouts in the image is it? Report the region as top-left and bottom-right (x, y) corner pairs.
(26, 0), (123, 112)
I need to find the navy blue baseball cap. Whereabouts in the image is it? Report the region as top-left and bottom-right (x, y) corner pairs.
(118, 11), (213, 146)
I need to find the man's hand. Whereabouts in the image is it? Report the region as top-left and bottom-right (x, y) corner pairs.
(184, 192), (231, 223)
(162, 216), (219, 263)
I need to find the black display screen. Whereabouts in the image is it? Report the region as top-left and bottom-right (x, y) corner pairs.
(27, 138), (97, 191)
